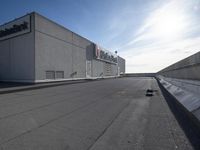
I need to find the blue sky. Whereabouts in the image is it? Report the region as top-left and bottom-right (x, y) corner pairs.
(1, 0), (200, 73)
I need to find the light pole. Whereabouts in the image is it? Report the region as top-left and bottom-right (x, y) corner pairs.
(115, 51), (119, 77)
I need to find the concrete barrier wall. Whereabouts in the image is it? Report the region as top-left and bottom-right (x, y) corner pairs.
(157, 76), (200, 125)
(157, 51), (200, 127)
(158, 51), (200, 80)
(124, 73), (155, 77)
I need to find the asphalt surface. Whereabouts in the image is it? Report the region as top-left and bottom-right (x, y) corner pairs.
(0, 77), (199, 150)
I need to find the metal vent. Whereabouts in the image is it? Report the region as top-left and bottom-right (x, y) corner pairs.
(56, 71), (64, 79)
(46, 71), (55, 79)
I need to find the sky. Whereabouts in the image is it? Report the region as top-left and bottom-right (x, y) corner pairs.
(0, 0), (200, 73)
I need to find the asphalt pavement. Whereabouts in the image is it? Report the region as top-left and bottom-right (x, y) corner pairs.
(0, 77), (199, 150)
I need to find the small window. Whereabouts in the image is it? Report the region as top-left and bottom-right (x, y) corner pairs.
(46, 71), (55, 79)
(56, 71), (64, 79)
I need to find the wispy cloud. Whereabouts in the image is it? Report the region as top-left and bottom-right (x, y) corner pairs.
(121, 36), (200, 73)
(117, 0), (200, 73)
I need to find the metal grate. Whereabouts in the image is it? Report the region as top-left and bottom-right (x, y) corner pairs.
(56, 71), (64, 79)
(46, 71), (55, 79)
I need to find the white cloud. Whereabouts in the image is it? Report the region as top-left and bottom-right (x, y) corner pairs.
(120, 36), (200, 73)
(118, 0), (200, 73)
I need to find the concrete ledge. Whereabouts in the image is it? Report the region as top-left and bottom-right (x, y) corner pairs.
(0, 76), (120, 95)
(123, 73), (155, 77)
(157, 76), (200, 127)
(0, 80), (88, 95)
(158, 51), (200, 80)
(157, 77), (200, 96)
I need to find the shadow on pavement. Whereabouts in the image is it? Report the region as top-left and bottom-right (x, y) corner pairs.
(158, 81), (200, 150)
(0, 82), (33, 89)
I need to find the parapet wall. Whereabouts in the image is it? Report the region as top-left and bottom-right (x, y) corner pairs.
(124, 73), (155, 77)
(157, 51), (200, 127)
(158, 51), (200, 80)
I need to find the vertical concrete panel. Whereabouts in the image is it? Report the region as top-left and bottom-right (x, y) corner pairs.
(9, 34), (35, 80)
(72, 45), (86, 78)
(35, 32), (73, 80)
(0, 40), (10, 79)
(35, 13), (74, 81)
(118, 56), (125, 74)
(92, 60), (104, 77)
(159, 51), (200, 80)
(103, 63), (112, 76)
(86, 43), (94, 61)
(0, 13), (35, 82)
(72, 33), (91, 49)
(111, 64), (118, 76)
(34, 13), (72, 43)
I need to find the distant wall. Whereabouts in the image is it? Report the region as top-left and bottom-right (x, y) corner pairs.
(158, 51), (200, 80)
(118, 56), (125, 74)
(124, 73), (155, 77)
(157, 51), (200, 127)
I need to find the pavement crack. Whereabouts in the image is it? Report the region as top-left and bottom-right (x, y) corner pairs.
(0, 90), (120, 146)
(87, 100), (131, 150)
(0, 98), (100, 146)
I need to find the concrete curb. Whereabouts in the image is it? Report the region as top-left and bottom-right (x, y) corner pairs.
(0, 80), (88, 95)
(0, 77), (120, 95)
(156, 76), (200, 129)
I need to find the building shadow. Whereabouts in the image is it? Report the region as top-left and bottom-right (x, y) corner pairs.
(0, 82), (33, 89)
(157, 81), (200, 150)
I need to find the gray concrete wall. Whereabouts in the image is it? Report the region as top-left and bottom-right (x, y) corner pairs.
(91, 60), (104, 78)
(157, 76), (200, 126)
(118, 56), (125, 74)
(34, 12), (121, 81)
(91, 60), (118, 78)
(157, 51), (200, 127)
(124, 73), (155, 77)
(0, 12), (125, 82)
(0, 13), (35, 82)
(111, 63), (118, 76)
(34, 13), (94, 81)
(158, 51), (200, 80)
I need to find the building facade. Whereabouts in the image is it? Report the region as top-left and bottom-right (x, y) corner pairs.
(0, 12), (125, 83)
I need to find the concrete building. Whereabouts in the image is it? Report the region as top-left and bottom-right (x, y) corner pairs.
(0, 12), (125, 83)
